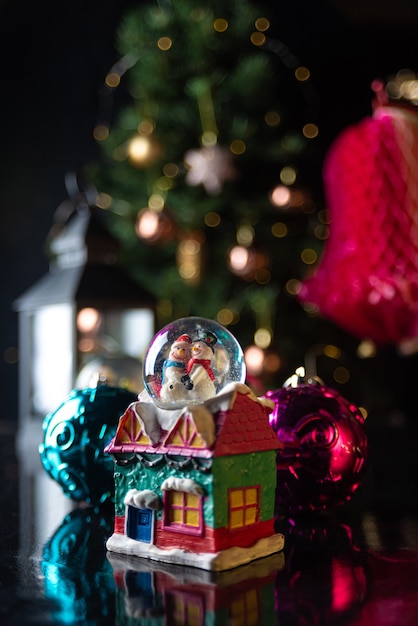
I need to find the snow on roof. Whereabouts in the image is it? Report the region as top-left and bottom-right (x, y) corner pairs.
(106, 382), (279, 458)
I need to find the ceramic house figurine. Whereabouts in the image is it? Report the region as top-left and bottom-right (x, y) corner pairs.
(104, 314), (284, 571)
(105, 382), (284, 571)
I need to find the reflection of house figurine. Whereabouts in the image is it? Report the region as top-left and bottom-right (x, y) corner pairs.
(108, 550), (283, 624)
(105, 382), (284, 571)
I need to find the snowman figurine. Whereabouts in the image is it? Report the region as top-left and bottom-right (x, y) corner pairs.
(182, 330), (218, 402)
(159, 334), (192, 403)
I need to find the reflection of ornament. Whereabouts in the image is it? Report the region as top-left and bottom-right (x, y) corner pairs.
(144, 316), (246, 409)
(266, 367), (368, 514)
(75, 355), (144, 394)
(42, 508), (114, 624)
(299, 83), (418, 344)
(275, 518), (368, 625)
(39, 385), (138, 504)
(135, 208), (176, 245)
(184, 145), (237, 195)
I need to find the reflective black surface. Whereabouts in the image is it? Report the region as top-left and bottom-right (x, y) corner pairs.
(2, 422), (418, 626)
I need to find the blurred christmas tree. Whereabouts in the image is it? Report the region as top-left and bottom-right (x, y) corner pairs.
(87, 0), (329, 390)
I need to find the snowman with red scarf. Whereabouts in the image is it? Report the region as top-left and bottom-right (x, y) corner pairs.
(160, 334), (192, 403)
(182, 330), (218, 402)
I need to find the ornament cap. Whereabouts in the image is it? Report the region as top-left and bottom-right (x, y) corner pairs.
(283, 366), (324, 388)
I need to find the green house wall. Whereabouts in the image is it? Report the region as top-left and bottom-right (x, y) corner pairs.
(212, 451), (277, 529)
(113, 449), (276, 531)
(113, 456), (214, 521)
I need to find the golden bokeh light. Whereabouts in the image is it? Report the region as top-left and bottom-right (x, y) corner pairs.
(201, 130), (218, 147)
(156, 176), (173, 191)
(285, 278), (301, 295)
(357, 340), (377, 358)
(302, 123), (319, 139)
(157, 36), (173, 51)
(138, 119), (155, 135)
(318, 209), (331, 224)
(204, 211), (221, 227)
(264, 110), (281, 126)
(295, 66), (310, 81)
(213, 18), (228, 32)
(280, 166), (297, 185)
(272, 222), (288, 238)
(255, 268), (271, 284)
(255, 17), (270, 32)
(217, 308), (236, 326)
(163, 162), (179, 178)
(323, 344), (341, 359)
(93, 125), (109, 142)
(237, 224), (254, 246)
(254, 327), (272, 349)
(333, 366), (350, 384)
(95, 192), (112, 209)
(148, 193), (165, 211)
(314, 224), (329, 240)
(230, 139), (246, 155)
(301, 248), (317, 265)
(250, 32), (266, 46)
(127, 135), (160, 167)
(105, 72), (121, 88)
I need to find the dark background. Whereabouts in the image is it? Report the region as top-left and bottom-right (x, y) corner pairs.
(2, 0), (418, 423)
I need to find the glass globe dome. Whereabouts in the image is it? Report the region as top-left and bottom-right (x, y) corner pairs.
(143, 317), (246, 409)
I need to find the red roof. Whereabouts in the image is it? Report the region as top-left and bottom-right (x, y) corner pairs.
(213, 390), (280, 457)
(106, 383), (281, 458)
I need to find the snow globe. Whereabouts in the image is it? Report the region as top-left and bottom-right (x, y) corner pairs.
(143, 316), (246, 409)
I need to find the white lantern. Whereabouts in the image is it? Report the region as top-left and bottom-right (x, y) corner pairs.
(14, 203), (156, 447)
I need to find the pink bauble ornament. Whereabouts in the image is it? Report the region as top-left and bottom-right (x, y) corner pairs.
(266, 368), (368, 515)
(299, 79), (418, 344)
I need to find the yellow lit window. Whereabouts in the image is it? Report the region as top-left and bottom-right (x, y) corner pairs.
(228, 486), (260, 530)
(164, 490), (203, 534)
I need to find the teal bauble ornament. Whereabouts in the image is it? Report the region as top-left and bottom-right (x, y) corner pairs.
(39, 385), (137, 504)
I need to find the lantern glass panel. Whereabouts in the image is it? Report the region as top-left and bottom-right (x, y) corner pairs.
(32, 304), (74, 416)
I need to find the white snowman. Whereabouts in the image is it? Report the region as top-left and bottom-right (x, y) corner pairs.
(182, 330), (218, 402)
(159, 334), (192, 403)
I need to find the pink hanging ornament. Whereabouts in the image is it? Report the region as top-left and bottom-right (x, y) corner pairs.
(300, 76), (418, 344)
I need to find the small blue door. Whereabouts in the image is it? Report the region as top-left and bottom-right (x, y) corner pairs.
(126, 506), (153, 542)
